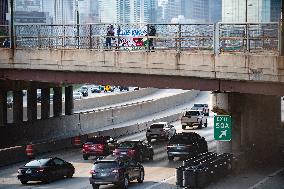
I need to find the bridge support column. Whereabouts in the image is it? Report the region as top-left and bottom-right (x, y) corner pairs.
(53, 87), (62, 117)
(41, 88), (50, 119)
(0, 91), (7, 126)
(211, 92), (232, 154)
(65, 86), (74, 115)
(27, 89), (37, 121)
(13, 90), (23, 123)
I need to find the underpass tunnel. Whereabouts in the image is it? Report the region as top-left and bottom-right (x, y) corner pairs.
(212, 92), (283, 171)
(0, 80), (75, 125)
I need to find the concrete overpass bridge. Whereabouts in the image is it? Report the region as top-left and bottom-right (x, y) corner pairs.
(0, 22), (284, 167)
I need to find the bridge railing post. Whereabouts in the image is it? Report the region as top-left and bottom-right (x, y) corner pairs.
(146, 24), (150, 51)
(178, 24), (181, 52)
(214, 23), (220, 54)
(89, 24), (92, 49)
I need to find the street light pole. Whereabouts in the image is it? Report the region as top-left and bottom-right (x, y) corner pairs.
(245, 0), (247, 22)
(281, 0), (284, 56)
(75, 0), (79, 48)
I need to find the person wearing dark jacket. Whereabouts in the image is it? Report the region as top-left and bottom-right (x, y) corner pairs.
(148, 25), (156, 50)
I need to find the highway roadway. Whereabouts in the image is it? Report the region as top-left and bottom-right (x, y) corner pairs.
(0, 91), (215, 189)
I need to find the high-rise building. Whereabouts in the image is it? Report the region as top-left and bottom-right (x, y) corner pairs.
(222, 0), (271, 22)
(54, 0), (75, 24)
(270, 0), (281, 22)
(182, 0), (209, 22)
(164, 0), (182, 22)
(14, 0), (43, 12)
(99, 0), (117, 23)
(209, 0), (222, 23)
(0, 0), (8, 25)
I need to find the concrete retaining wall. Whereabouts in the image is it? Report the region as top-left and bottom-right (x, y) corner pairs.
(0, 90), (198, 148)
(0, 112), (182, 167)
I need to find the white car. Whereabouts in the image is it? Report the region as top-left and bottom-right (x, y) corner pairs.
(181, 110), (207, 129)
(73, 92), (83, 100)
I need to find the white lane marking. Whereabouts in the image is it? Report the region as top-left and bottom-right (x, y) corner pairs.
(248, 167), (284, 189)
(144, 174), (176, 189)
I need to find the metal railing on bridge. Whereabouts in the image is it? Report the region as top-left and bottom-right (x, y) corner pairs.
(0, 23), (279, 54)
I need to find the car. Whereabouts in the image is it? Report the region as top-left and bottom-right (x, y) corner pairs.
(191, 103), (210, 116)
(82, 136), (118, 160)
(181, 110), (208, 129)
(89, 155), (144, 189)
(73, 92), (83, 100)
(133, 87), (140, 91)
(146, 122), (176, 142)
(167, 132), (208, 160)
(91, 85), (103, 93)
(78, 86), (89, 97)
(7, 97), (13, 108)
(103, 85), (114, 92)
(113, 140), (154, 162)
(119, 86), (129, 91)
(17, 157), (75, 184)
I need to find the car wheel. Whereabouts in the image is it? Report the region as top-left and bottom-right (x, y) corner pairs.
(92, 184), (100, 189)
(137, 171), (144, 183)
(20, 180), (28, 184)
(204, 120), (208, 127)
(168, 156), (174, 161)
(149, 151), (154, 160)
(182, 125), (186, 130)
(120, 175), (129, 189)
(198, 122), (202, 129)
(66, 170), (74, 178)
(83, 154), (89, 160)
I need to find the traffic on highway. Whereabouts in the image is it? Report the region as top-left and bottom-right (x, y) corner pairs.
(1, 91), (283, 189)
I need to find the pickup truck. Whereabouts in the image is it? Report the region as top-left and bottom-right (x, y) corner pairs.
(181, 110), (207, 129)
(146, 122), (176, 142)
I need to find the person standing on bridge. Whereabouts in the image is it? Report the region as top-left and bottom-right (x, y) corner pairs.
(106, 25), (114, 49)
(148, 25), (156, 50)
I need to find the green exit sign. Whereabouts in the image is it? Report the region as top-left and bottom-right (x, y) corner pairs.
(214, 115), (232, 141)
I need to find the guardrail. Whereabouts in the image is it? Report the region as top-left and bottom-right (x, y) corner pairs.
(0, 23), (279, 54)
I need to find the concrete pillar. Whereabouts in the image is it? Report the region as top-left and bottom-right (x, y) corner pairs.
(13, 90), (23, 123)
(0, 91), (7, 126)
(211, 92), (232, 154)
(27, 89), (37, 121)
(65, 86), (74, 115)
(41, 88), (50, 119)
(53, 87), (62, 117)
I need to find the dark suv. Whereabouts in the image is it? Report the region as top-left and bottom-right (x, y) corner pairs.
(89, 155), (144, 189)
(113, 141), (154, 162)
(82, 136), (118, 160)
(167, 132), (208, 160)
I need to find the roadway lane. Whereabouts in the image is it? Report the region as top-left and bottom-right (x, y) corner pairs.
(0, 91), (214, 189)
(0, 120), (215, 189)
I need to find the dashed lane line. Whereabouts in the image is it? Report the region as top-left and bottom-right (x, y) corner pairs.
(144, 174), (176, 189)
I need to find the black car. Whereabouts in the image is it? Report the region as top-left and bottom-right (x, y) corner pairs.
(167, 132), (208, 160)
(17, 157), (75, 184)
(113, 141), (154, 162)
(79, 88), (88, 97)
(89, 155), (144, 189)
(119, 86), (129, 91)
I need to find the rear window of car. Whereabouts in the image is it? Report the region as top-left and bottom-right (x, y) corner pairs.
(150, 124), (164, 129)
(93, 161), (118, 169)
(185, 111), (200, 116)
(25, 159), (50, 167)
(118, 141), (137, 148)
(170, 135), (193, 144)
(86, 137), (108, 144)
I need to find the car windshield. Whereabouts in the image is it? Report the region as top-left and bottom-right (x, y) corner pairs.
(118, 141), (137, 148)
(170, 135), (193, 144)
(150, 124), (164, 129)
(93, 161), (118, 169)
(185, 111), (199, 116)
(74, 92), (81, 96)
(25, 159), (50, 167)
(193, 104), (204, 107)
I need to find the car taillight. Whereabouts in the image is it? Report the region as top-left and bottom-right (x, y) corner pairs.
(83, 144), (89, 148)
(97, 144), (104, 150)
(127, 149), (136, 156)
(90, 169), (96, 174)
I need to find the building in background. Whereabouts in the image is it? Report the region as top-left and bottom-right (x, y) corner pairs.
(270, 0), (281, 22)
(222, 0), (272, 22)
(54, 0), (75, 24)
(0, 0), (9, 25)
(182, 0), (209, 22)
(209, 0), (222, 23)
